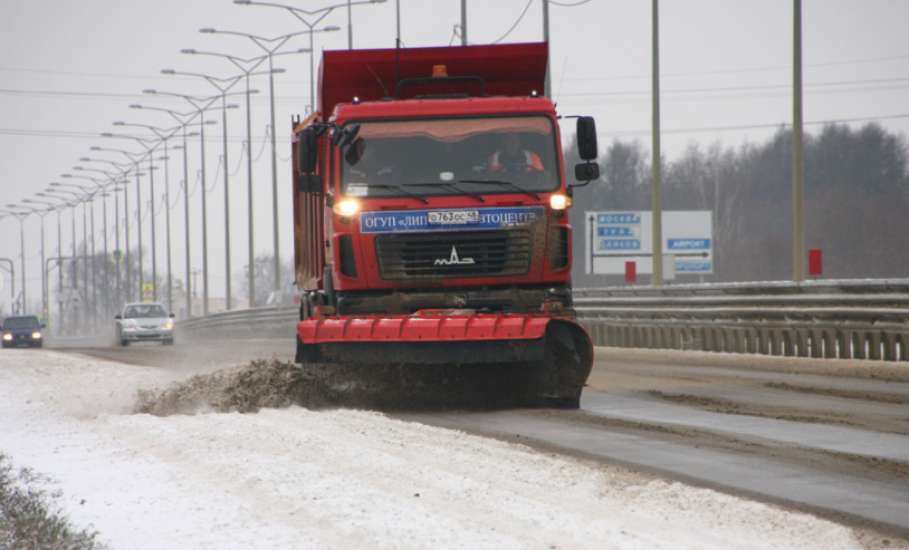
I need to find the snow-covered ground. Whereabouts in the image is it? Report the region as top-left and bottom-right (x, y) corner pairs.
(0, 350), (877, 549)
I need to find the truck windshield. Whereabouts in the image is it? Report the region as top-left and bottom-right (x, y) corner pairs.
(340, 116), (559, 199)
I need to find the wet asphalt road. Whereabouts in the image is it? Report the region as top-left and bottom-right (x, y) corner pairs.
(46, 335), (909, 537)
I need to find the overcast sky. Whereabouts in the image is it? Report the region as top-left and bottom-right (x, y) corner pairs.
(2, 0), (908, 311)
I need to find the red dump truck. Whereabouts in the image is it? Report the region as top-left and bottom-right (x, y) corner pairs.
(291, 42), (600, 407)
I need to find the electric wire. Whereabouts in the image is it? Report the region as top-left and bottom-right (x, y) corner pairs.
(491, 0), (535, 44)
(252, 125), (271, 162)
(550, 0), (594, 6)
(208, 157), (224, 193)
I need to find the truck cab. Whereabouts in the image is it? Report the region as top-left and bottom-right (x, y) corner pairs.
(293, 42), (599, 318)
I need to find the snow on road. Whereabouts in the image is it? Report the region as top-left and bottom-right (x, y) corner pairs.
(0, 350), (872, 549)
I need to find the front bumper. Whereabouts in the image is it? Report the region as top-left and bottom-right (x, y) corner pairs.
(121, 329), (173, 342)
(2, 335), (42, 347)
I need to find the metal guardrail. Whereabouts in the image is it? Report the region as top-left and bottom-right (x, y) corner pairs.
(575, 279), (909, 362)
(179, 279), (909, 362)
(179, 306), (297, 339)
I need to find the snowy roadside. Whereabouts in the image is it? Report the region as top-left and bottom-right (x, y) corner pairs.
(0, 350), (880, 549)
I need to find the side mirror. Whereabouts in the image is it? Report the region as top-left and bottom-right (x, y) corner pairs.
(332, 124), (361, 148)
(298, 127), (319, 174)
(169, 313), (175, 318)
(575, 162), (600, 182)
(576, 116), (598, 161)
(114, 314), (122, 320)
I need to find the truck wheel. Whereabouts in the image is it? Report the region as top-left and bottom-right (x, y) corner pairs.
(300, 292), (314, 321)
(323, 265), (336, 308)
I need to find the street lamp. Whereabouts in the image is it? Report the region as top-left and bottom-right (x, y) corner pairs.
(90, 144), (147, 302)
(4, 205), (33, 315)
(130, 103), (212, 317)
(142, 89), (237, 315)
(233, 0), (385, 50)
(35, 192), (71, 333)
(180, 49), (295, 309)
(197, 28), (319, 298)
(110, 122), (183, 307)
(158, 70), (256, 311)
(22, 199), (58, 321)
(142, 90), (235, 315)
(61, 175), (101, 324)
(71, 170), (116, 317)
(111, 121), (178, 314)
(101, 132), (161, 302)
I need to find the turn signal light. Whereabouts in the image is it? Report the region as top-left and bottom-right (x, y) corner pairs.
(549, 193), (571, 211)
(333, 198), (361, 218)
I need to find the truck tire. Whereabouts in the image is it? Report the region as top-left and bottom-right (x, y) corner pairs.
(300, 292), (314, 321)
(323, 265), (336, 309)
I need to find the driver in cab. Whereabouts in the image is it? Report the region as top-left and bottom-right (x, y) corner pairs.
(488, 133), (544, 173)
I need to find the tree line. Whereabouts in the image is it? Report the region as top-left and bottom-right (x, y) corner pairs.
(565, 123), (909, 286)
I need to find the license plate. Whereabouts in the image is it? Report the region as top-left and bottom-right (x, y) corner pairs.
(427, 210), (480, 225)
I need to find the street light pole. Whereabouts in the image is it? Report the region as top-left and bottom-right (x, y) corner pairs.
(159, 71), (251, 311)
(200, 25), (328, 300)
(542, 0), (550, 97)
(57, 179), (98, 321)
(233, 0), (384, 61)
(181, 136), (192, 317)
(36, 192), (69, 332)
(127, 104), (212, 316)
(161, 149), (174, 314)
(792, 0), (805, 282)
(89, 146), (146, 302)
(461, 0), (467, 45)
(101, 132), (164, 301)
(142, 91), (228, 316)
(182, 51), (295, 308)
(24, 200), (58, 321)
(651, 0), (663, 287)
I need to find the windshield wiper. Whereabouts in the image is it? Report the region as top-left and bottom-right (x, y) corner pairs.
(403, 182), (485, 203)
(458, 179), (540, 200)
(364, 183), (429, 204)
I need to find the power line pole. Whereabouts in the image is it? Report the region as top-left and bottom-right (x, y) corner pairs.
(460, 0), (467, 45)
(395, 0), (401, 42)
(542, 0), (551, 97)
(651, 0), (663, 286)
(792, 0), (805, 282)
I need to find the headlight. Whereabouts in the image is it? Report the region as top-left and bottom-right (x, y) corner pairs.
(549, 193), (571, 211)
(162, 320), (174, 330)
(2, 333), (11, 341)
(332, 197), (360, 218)
(31, 332), (42, 340)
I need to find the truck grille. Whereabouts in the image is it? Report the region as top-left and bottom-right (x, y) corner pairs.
(375, 230), (532, 279)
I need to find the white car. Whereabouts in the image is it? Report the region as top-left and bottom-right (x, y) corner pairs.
(115, 302), (175, 346)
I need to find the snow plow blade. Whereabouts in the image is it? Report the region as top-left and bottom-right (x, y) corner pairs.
(295, 311), (593, 409)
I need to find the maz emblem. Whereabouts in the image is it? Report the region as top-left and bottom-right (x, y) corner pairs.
(434, 246), (475, 266)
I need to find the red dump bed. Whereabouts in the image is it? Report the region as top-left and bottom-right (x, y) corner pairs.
(318, 42), (548, 117)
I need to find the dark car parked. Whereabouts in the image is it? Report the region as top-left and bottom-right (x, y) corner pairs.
(1, 316), (44, 348)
